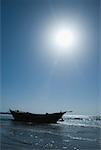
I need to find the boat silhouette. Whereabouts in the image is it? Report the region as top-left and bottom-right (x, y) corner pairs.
(10, 109), (66, 123)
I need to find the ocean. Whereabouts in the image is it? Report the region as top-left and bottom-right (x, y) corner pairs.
(0, 114), (101, 150)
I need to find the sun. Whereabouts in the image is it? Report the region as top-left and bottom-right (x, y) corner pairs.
(54, 28), (75, 49)
(47, 25), (79, 56)
(43, 23), (81, 57)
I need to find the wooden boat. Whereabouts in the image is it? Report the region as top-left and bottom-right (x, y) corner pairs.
(10, 109), (66, 123)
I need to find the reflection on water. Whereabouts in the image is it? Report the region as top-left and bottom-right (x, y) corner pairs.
(0, 115), (101, 150)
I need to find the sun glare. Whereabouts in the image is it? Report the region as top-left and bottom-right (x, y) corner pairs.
(50, 25), (79, 56)
(43, 23), (81, 58)
(54, 28), (75, 49)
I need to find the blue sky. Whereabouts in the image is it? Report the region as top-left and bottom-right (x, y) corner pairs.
(1, 0), (100, 115)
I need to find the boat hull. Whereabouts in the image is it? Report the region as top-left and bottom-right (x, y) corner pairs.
(10, 110), (66, 123)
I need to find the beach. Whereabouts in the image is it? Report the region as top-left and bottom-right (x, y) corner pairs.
(1, 0), (100, 149)
(0, 115), (101, 150)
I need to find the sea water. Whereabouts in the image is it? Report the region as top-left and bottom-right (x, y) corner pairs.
(0, 115), (101, 150)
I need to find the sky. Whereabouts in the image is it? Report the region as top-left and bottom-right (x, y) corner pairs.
(1, 0), (100, 115)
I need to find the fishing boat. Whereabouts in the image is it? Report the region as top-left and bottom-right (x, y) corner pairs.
(10, 109), (66, 123)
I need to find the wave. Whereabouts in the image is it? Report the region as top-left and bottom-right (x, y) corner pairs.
(58, 115), (101, 128)
(0, 114), (101, 128)
(63, 114), (101, 120)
